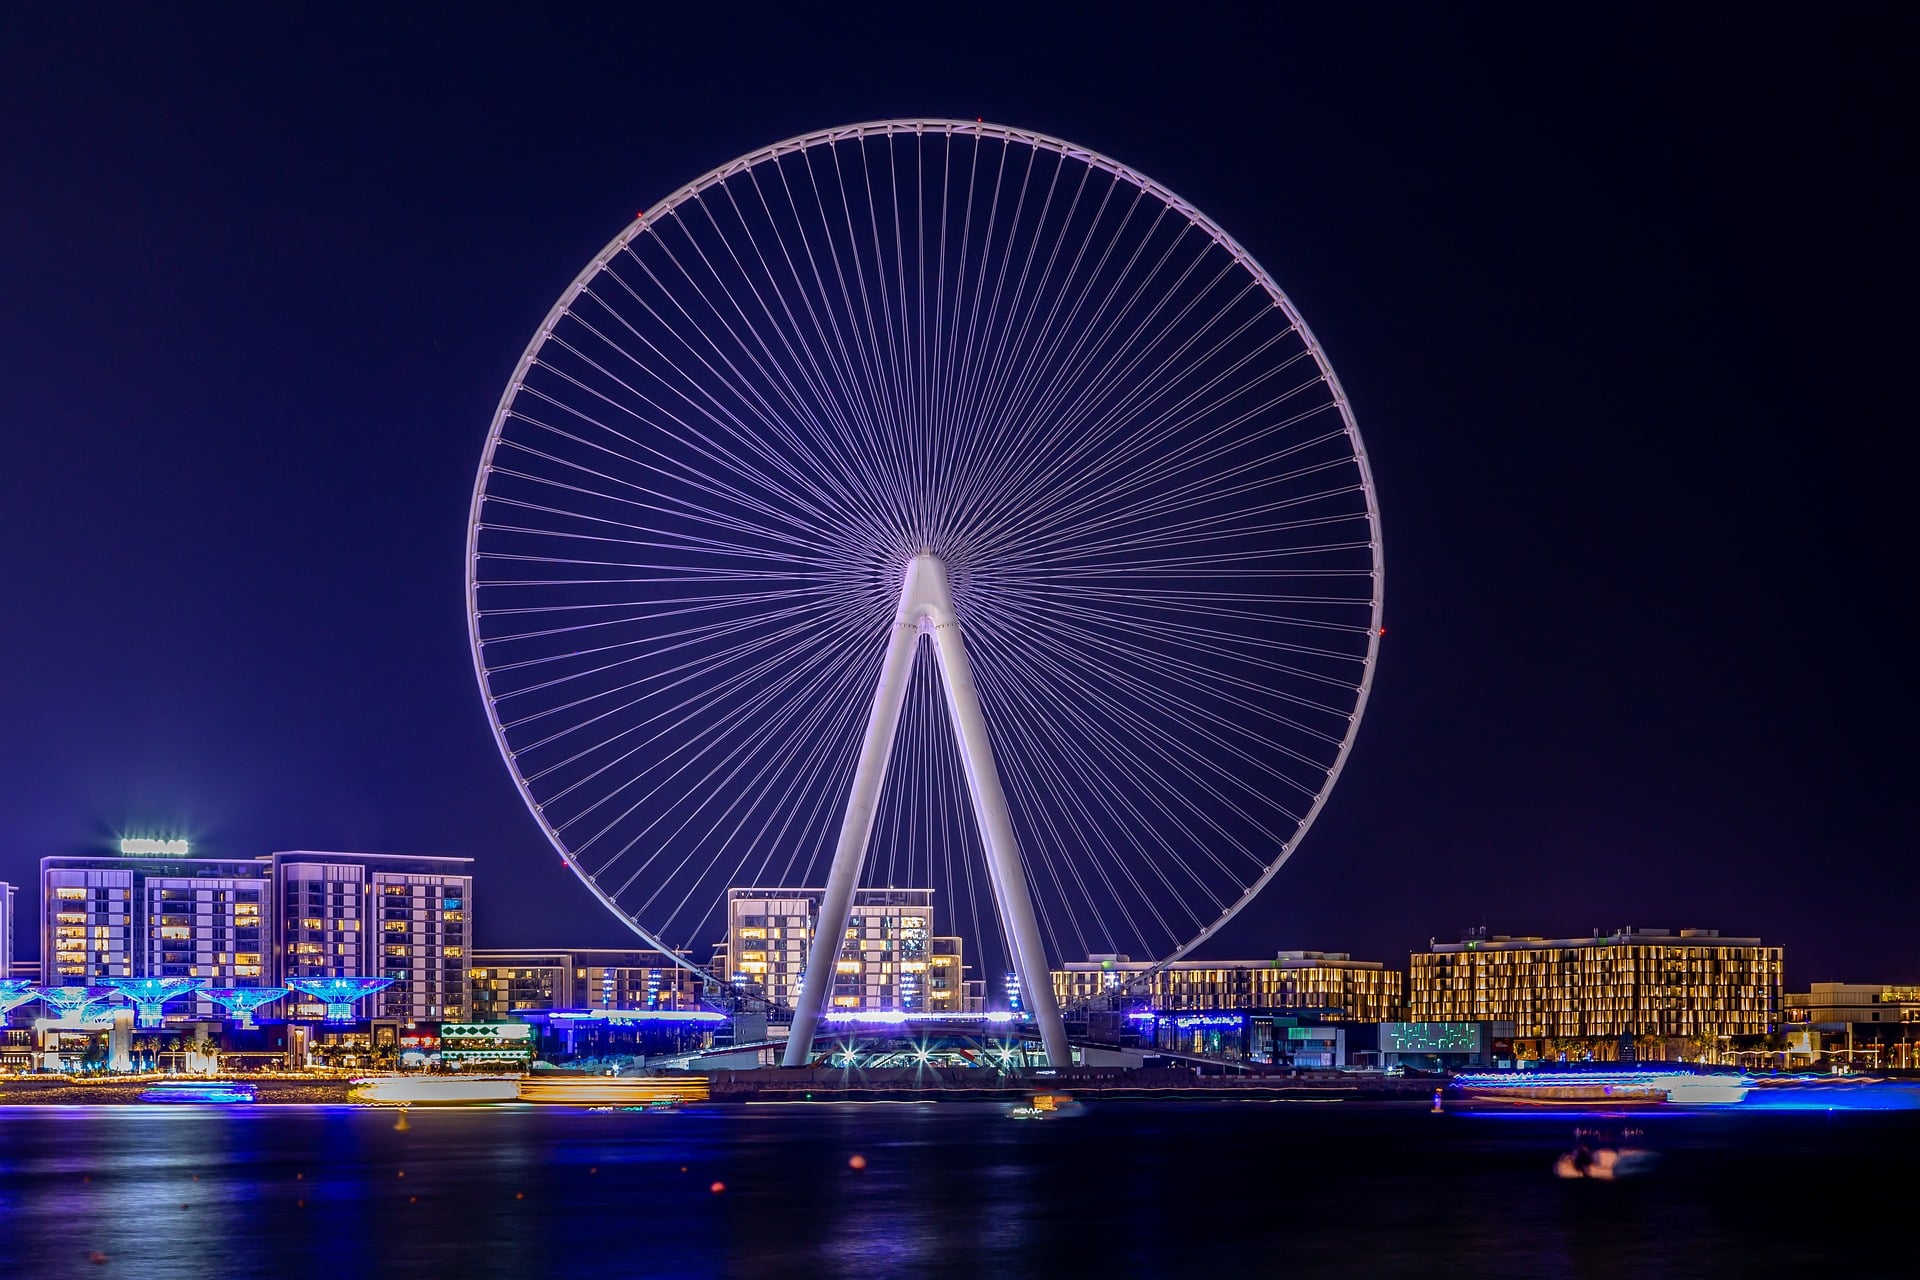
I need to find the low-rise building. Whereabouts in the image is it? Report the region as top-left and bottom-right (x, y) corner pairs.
(468, 947), (704, 1019)
(1785, 983), (1920, 1070)
(1408, 927), (1783, 1053)
(1053, 952), (1404, 1022)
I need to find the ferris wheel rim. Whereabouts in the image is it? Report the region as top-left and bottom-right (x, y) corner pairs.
(465, 118), (1385, 988)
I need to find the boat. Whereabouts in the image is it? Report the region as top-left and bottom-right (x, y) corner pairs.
(141, 1080), (256, 1105)
(1010, 1091), (1077, 1119)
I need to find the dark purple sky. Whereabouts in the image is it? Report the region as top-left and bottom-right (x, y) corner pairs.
(1, 10), (1907, 980)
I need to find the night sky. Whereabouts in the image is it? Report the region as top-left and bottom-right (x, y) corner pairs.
(2, 10), (1907, 980)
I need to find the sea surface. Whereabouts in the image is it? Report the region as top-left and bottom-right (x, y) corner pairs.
(0, 1100), (1910, 1278)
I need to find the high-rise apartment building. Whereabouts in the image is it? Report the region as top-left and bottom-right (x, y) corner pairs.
(37, 850), (473, 1025)
(271, 852), (474, 1023)
(1053, 951), (1404, 1022)
(41, 855), (273, 1017)
(722, 887), (969, 1013)
(1408, 927), (1783, 1041)
(469, 947), (705, 1019)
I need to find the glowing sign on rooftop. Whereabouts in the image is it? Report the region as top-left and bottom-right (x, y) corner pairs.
(119, 838), (190, 855)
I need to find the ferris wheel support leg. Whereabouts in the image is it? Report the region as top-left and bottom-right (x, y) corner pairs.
(924, 600), (1073, 1071)
(782, 599), (922, 1068)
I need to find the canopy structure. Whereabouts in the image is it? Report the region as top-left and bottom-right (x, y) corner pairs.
(202, 987), (291, 1029)
(101, 977), (206, 1028)
(287, 977), (394, 1024)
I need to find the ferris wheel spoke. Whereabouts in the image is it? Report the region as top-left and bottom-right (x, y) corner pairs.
(508, 612), (881, 792)
(977, 608), (1315, 851)
(967, 250), (1249, 523)
(785, 150), (917, 518)
(977, 663), (1170, 956)
(585, 625), (882, 893)
(490, 592), (872, 731)
(963, 337), (1327, 559)
(974, 655), (1221, 945)
(556, 609), (882, 863)
(945, 193), (1185, 536)
(641, 649), (879, 938)
(940, 173), (1152, 538)
(977, 598), (1354, 782)
(697, 183), (913, 537)
(544, 307), (870, 540)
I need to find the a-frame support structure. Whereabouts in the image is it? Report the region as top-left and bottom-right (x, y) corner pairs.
(782, 554), (1072, 1069)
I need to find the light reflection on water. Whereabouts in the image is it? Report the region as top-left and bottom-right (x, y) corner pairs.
(0, 1100), (1911, 1278)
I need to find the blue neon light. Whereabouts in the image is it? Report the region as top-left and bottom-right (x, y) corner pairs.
(286, 977), (395, 1023)
(101, 977), (207, 1028)
(202, 987), (290, 1029)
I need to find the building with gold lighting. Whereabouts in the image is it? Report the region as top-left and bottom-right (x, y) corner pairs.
(1408, 927), (1782, 1050)
(1052, 952), (1404, 1022)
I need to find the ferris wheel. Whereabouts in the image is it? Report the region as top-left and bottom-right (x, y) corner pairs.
(467, 120), (1382, 1066)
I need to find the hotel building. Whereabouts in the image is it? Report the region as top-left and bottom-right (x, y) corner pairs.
(1408, 927), (1783, 1043)
(1052, 952), (1404, 1022)
(722, 887), (970, 1014)
(469, 947), (704, 1019)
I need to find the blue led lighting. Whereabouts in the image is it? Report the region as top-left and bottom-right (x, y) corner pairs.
(35, 986), (122, 1023)
(101, 977), (207, 1028)
(822, 1011), (1018, 1025)
(0, 979), (37, 1016)
(286, 977), (395, 1024)
(141, 1081), (257, 1105)
(201, 987), (290, 1029)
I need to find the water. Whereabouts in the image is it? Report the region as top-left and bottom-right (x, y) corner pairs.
(0, 1101), (1910, 1278)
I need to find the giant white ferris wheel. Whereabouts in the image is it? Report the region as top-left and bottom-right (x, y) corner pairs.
(466, 120), (1382, 1067)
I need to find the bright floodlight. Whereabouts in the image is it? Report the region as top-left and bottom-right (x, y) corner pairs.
(36, 985), (122, 1023)
(0, 979), (37, 1018)
(101, 977), (206, 1028)
(286, 977), (394, 1024)
(202, 987), (290, 1030)
(468, 120), (1383, 1069)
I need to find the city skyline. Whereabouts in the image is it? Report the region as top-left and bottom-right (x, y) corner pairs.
(1, 10), (1908, 983)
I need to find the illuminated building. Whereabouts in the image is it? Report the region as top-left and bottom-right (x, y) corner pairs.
(1785, 983), (1920, 1070)
(723, 888), (971, 1014)
(468, 948), (704, 1020)
(438, 1021), (535, 1070)
(1053, 952), (1404, 1022)
(1408, 928), (1783, 1046)
(39, 855), (271, 1017)
(271, 852), (473, 1022)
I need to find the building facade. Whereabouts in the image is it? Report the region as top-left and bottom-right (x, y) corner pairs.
(1053, 952), (1404, 1022)
(722, 888), (969, 1014)
(271, 852), (474, 1023)
(1784, 983), (1920, 1070)
(41, 855), (274, 1018)
(36, 849), (472, 1025)
(1408, 928), (1783, 1045)
(469, 948), (704, 1020)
